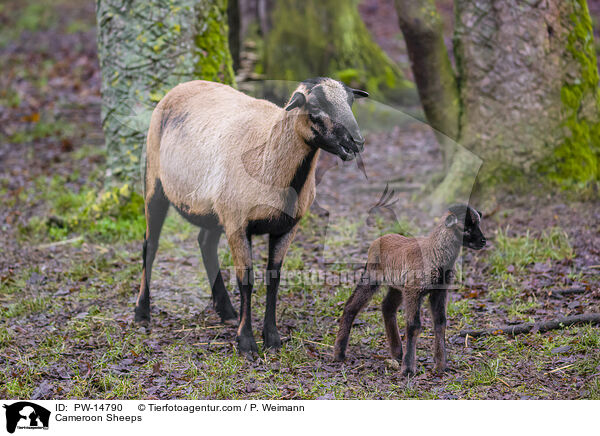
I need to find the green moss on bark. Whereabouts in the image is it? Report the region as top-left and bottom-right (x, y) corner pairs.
(96, 0), (234, 185)
(194, 0), (235, 85)
(263, 0), (414, 104)
(543, 0), (600, 185)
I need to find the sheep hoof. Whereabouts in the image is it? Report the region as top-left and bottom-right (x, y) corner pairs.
(134, 307), (151, 324)
(236, 334), (259, 355)
(401, 365), (416, 377)
(262, 329), (282, 351)
(433, 364), (447, 374)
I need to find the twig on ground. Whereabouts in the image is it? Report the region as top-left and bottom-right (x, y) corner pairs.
(544, 363), (575, 375)
(36, 236), (83, 249)
(546, 288), (587, 298)
(459, 313), (600, 337)
(192, 341), (229, 346)
(294, 336), (334, 348)
(497, 377), (511, 388)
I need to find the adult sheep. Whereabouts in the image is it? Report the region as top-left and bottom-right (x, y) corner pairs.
(135, 77), (368, 354)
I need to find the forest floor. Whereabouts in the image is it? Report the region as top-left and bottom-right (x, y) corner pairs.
(0, 0), (599, 400)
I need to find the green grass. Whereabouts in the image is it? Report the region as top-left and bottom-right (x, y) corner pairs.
(489, 227), (573, 274)
(489, 283), (520, 303)
(0, 0), (95, 47)
(19, 175), (146, 243)
(2, 296), (53, 318)
(467, 358), (501, 386)
(372, 214), (417, 237)
(3, 119), (75, 144)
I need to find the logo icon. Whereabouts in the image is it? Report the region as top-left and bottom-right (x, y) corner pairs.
(3, 402), (50, 434)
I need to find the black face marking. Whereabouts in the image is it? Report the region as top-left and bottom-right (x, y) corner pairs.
(296, 78), (364, 160)
(447, 204), (486, 250)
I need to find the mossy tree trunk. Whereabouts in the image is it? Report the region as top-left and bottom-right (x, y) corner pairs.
(396, 0), (600, 202)
(263, 0), (414, 103)
(96, 0), (235, 186)
(395, 0), (460, 169)
(456, 0), (599, 187)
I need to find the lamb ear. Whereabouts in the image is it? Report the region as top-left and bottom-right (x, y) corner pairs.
(445, 214), (458, 228)
(285, 92), (306, 111)
(351, 88), (369, 98)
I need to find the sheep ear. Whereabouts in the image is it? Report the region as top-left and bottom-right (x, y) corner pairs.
(285, 92), (306, 111)
(351, 89), (369, 98)
(445, 214), (458, 228)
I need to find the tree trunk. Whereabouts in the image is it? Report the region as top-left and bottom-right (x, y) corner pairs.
(263, 0), (415, 104)
(395, 0), (600, 203)
(395, 0), (460, 168)
(96, 0), (235, 186)
(455, 0), (600, 187)
(228, 0), (241, 71)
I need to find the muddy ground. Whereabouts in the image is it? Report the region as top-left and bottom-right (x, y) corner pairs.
(0, 0), (599, 400)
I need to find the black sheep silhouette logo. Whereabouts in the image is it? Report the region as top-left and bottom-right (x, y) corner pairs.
(3, 402), (50, 433)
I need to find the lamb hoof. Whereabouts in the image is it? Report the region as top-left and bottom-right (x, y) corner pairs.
(333, 352), (346, 362)
(236, 334), (258, 356)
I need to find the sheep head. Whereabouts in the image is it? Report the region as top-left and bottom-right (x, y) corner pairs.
(285, 77), (368, 161)
(445, 204), (487, 250)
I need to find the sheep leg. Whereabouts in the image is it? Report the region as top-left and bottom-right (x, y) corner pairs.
(333, 269), (380, 361)
(227, 229), (258, 355)
(382, 287), (403, 361)
(401, 292), (423, 376)
(135, 184), (169, 323)
(429, 289), (448, 373)
(263, 227), (298, 350)
(198, 228), (238, 323)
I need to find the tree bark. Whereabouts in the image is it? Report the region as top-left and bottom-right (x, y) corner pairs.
(96, 0), (235, 186)
(263, 0), (415, 104)
(395, 0), (460, 142)
(455, 0), (600, 187)
(395, 0), (600, 202)
(228, 0), (241, 71)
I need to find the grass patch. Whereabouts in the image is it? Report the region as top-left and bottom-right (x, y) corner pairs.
(466, 358), (502, 386)
(489, 227), (573, 274)
(3, 119), (74, 144)
(371, 214), (417, 237)
(489, 282), (520, 303)
(1, 296), (53, 319)
(20, 176), (145, 243)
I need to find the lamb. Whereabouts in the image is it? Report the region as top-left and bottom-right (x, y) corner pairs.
(333, 204), (486, 375)
(135, 77), (368, 355)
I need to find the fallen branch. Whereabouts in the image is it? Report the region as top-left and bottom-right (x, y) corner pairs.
(459, 313), (600, 338)
(36, 236), (83, 249)
(545, 288), (587, 298)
